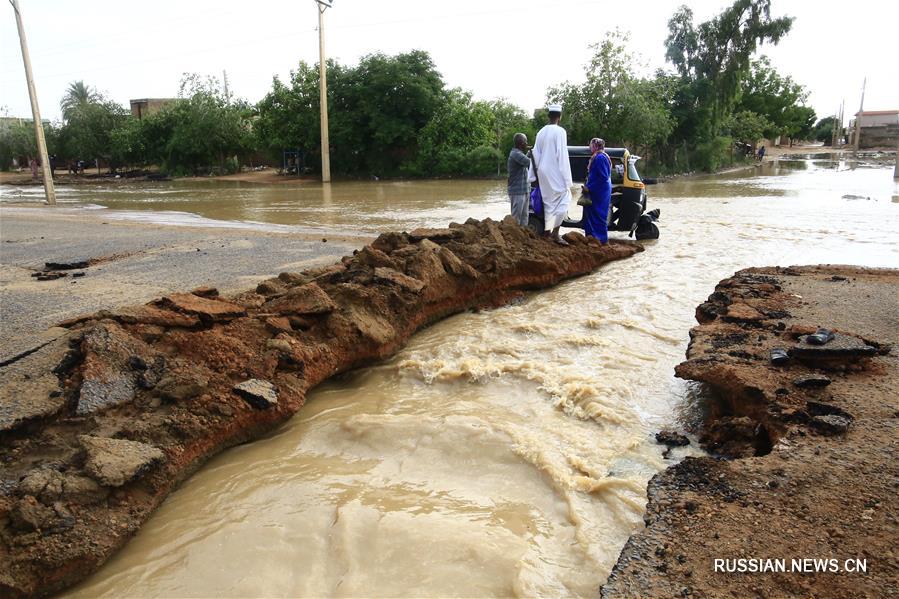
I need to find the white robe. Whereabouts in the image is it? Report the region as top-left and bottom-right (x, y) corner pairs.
(529, 123), (573, 231)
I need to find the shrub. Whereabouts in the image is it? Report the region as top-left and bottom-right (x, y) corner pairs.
(693, 136), (733, 172)
(460, 145), (501, 176)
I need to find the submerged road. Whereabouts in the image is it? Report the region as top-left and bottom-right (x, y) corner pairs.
(0, 211), (364, 362)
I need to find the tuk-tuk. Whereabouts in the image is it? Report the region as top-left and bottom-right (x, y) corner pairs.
(528, 146), (660, 240)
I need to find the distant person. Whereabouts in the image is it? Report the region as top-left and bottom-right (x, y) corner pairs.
(756, 145), (766, 162)
(582, 137), (612, 244)
(507, 133), (531, 226)
(529, 104), (573, 245)
(29, 158), (38, 181)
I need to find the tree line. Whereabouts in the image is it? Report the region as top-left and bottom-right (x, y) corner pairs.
(1, 0), (825, 177)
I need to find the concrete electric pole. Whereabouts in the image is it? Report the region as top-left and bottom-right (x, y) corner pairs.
(894, 140), (898, 179)
(222, 69), (230, 104)
(852, 78), (866, 156)
(831, 100), (842, 149)
(9, 0), (56, 205)
(315, 0), (333, 183)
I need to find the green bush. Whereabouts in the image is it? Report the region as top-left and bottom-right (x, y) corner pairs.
(430, 147), (466, 176)
(693, 136), (732, 172)
(462, 145), (502, 176)
(813, 116), (837, 144)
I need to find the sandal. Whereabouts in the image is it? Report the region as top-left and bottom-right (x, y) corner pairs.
(554, 237), (569, 246)
(806, 328), (835, 345)
(770, 348), (790, 366)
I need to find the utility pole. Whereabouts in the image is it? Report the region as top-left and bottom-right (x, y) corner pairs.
(830, 101), (841, 148)
(315, 0), (332, 183)
(894, 139), (898, 179)
(222, 69), (230, 104)
(852, 78), (866, 155)
(838, 100), (844, 147)
(9, 0), (55, 205)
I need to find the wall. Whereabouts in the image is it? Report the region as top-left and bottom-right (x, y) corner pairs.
(859, 124), (899, 149)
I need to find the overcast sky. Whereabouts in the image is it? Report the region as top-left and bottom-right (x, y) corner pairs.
(1, 0), (896, 124)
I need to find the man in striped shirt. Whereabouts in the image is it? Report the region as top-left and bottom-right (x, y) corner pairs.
(507, 133), (531, 226)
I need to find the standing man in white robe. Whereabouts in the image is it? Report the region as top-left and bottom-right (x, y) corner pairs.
(529, 104), (573, 245)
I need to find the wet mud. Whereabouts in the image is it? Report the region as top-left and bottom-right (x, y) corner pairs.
(602, 265), (898, 598)
(0, 217), (642, 598)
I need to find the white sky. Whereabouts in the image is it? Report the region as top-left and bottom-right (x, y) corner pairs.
(1, 0), (896, 124)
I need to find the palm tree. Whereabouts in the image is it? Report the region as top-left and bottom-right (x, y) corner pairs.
(60, 81), (99, 120)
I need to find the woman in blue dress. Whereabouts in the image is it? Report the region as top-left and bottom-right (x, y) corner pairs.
(583, 137), (611, 243)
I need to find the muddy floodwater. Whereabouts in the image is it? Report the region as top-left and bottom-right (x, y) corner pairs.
(8, 158), (894, 597)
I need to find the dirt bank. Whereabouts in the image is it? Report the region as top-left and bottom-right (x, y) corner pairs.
(0, 217), (642, 597)
(602, 265), (898, 598)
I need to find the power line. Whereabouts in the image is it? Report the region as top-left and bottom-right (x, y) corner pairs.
(0, 26), (321, 80)
(0, 6), (249, 63)
(1, 0), (605, 114)
(2, 1), (599, 72)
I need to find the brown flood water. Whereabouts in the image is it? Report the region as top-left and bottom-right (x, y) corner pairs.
(6, 158), (894, 597)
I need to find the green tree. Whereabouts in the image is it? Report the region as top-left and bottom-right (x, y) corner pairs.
(60, 81), (100, 121)
(256, 50), (446, 176)
(140, 74), (255, 174)
(549, 31), (637, 144)
(546, 31), (673, 167)
(812, 116), (838, 144)
(0, 120), (37, 170)
(781, 105), (816, 144)
(109, 117), (147, 167)
(59, 99), (129, 169)
(737, 56), (814, 143)
(138, 106), (177, 168)
(487, 99), (534, 175)
(254, 61), (322, 166)
(665, 1), (794, 147)
(722, 110), (772, 144)
(341, 51), (446, 174)
(413, 89), (497, 176)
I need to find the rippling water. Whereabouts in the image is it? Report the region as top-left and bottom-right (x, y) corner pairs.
(41, 157), (897, 597)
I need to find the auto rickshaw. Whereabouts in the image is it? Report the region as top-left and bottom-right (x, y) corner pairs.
(528, 146), (660, 240)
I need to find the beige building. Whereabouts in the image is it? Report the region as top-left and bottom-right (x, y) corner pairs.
(849, 110), (899, 149)
(129, 98), (177, 120)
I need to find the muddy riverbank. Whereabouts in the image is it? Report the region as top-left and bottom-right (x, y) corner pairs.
(602, 265), (898, 598)
(0, 218), (642, 597)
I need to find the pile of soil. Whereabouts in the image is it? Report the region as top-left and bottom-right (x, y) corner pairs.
(0, 217), (642, 597)
(602, 266), (898, 598)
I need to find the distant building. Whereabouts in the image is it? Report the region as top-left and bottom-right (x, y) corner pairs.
(849, 110), (899, 148)
(855, 110), (899, 127)
(129, 98), (177, 120)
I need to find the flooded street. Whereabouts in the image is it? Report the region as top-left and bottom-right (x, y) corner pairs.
(2, 179), (513, 235)
(16, 157), (895, 597)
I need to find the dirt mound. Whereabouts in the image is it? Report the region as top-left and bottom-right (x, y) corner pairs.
(0, 217), (642, 598)
(602, 266), (898, 598)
